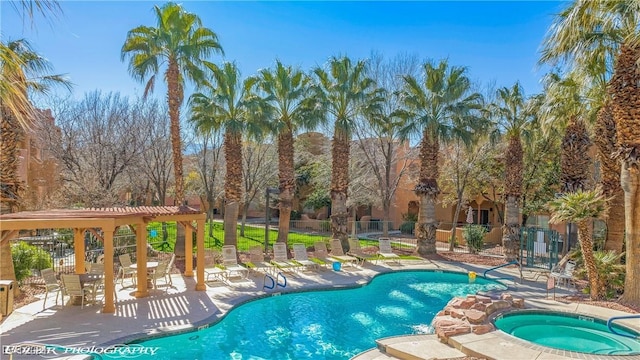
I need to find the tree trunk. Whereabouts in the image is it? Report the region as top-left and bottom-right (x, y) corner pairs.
(331, 129), (350, 251)
(577, 220), (601, 300)
(502, 195), (520, 261)
(415, 193), (437, 256)
(277, 131), (295, 247)
(223, 131), (243, 247)
(449, 195), (464, 251)
(382, 202), (390, 237)
(240, 203), (248, 237)
(605, 192), (625, 253)
(166, 59), (184, 205)
(620, 165), (640, 305)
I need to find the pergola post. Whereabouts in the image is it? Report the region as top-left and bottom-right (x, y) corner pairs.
(184, 222), (193, 277)
(102, 227), (115, 313)
(73, 228), (85, 274)
(195, 219), (205, 291)
(134, 222), (149, 298)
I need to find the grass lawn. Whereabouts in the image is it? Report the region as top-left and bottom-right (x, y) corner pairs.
(146, 221), (330, 253)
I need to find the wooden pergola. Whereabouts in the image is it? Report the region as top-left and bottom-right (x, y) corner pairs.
(0, 206), (207, 313)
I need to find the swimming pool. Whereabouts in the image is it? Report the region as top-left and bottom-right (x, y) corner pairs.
(134, 271), (504, 359)
(494, 310), (640, 355)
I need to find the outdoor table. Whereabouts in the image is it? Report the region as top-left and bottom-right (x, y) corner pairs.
(130, 261), (158, 289)
(66, 273), (103, 305)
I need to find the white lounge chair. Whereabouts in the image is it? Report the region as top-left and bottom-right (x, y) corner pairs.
(377, 238), (401, 265)
(329, 239), (358, 267)
(221, 245), (249, 279)
(292, 243), (319, 271)
(248, 246), (276, 275)
(271, 243), (299, 272)
(312, 242), (333, 268)
(203, 249), (228, 284)
(348, 238), (377, 266)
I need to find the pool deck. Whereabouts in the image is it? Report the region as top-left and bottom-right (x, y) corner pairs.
(1, 259), (638, 360)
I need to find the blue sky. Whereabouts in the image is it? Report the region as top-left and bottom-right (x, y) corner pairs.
(2, 1), (564, 102)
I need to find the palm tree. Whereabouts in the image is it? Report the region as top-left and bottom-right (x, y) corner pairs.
(398, 59), (483, 256)
(540, 0), (640, 304)
(257, 61), (322, 246)
(491, 83), (532, 260)
(0, 38), (70, 286)
(190, 62), (265, 247)
(312, 56), (380, 251)
(548, 188), (609, 300)
(121, 2), (223, 206)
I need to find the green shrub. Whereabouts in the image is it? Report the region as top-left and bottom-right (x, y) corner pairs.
(290, 210), (302, 220)
(462, 225), (486, 254)
(11, 242), (52, 283)
(402, 213), (418, 222)
(399, 221), (415, 234)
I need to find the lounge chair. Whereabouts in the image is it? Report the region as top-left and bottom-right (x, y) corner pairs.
(348, 238), (377, 266)
(329, 239), (358, 267)
(550, 260), (576, 288)
(61, 274), (91, 308)
(292, 243), (319, 271)
(41, 268), (61, 310)
(377, 238), (401, 265)
(221, 245), (249, 279)
(117, 253), (137, 286)
(312, 242), (333, 268)
(271, 243), (299, 272)
(247, 246), (276, 275)
(203, 249), (228, 283)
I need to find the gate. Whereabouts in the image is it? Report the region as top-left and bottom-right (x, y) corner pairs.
(519, 227), (560, 270)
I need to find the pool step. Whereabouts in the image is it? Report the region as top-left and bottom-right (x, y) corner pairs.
(375, 334), (467, 360)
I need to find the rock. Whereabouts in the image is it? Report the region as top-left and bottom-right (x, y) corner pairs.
(459, 298), (476, 309)
(476, 295), (492, 303)
(471, 302), (488, 312)
(450, 308), (466, 319)
(464, 309), (487, 324)
(472, 323), (495, 335)
(500, 293), (513, 302)
(512, 298), (525, 308)
(486, 300), (511, 315)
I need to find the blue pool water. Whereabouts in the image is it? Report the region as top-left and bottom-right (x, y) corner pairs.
(494, 310), (640, 355)
(134, 271), (504, 359)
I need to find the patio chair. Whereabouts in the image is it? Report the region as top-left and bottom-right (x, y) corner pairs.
(292, 243), (319, 271)
(203, 249), (228, 283)
(117, 254), (137, 286)
(348, 238), (378, 266)
(271, 243), (299, 272)
(248, 246), (276, 275)
(312, 242), (333, 268)
(61, 274), (90, 308)
(221, 245), (249, 279)
(41, 268), (61, 310)
(88, 263), (104, 275)
(329, 239), (358, 267)
(150, 261), (172, 291)
(550, 260), (576, 288)
(377, 238), (401, 265)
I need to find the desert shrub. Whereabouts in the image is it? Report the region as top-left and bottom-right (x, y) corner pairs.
(462, 225), (487, 254)
(11, 241), (53, 283)
(400, 221), (415, 234)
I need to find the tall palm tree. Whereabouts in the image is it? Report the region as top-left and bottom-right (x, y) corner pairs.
(540, 73), (592, 194)
(491, 83), (532, 261)
(190, 62), (265, 247)
(548, 188), (609, 300)
(258, 61), (322, 246)
(312, 56), (379, 251)
(540, 0), (640, 304)
(0, 39), (70, 284)
(121, 2), (223, 206)
(398, 59), (483, 256)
